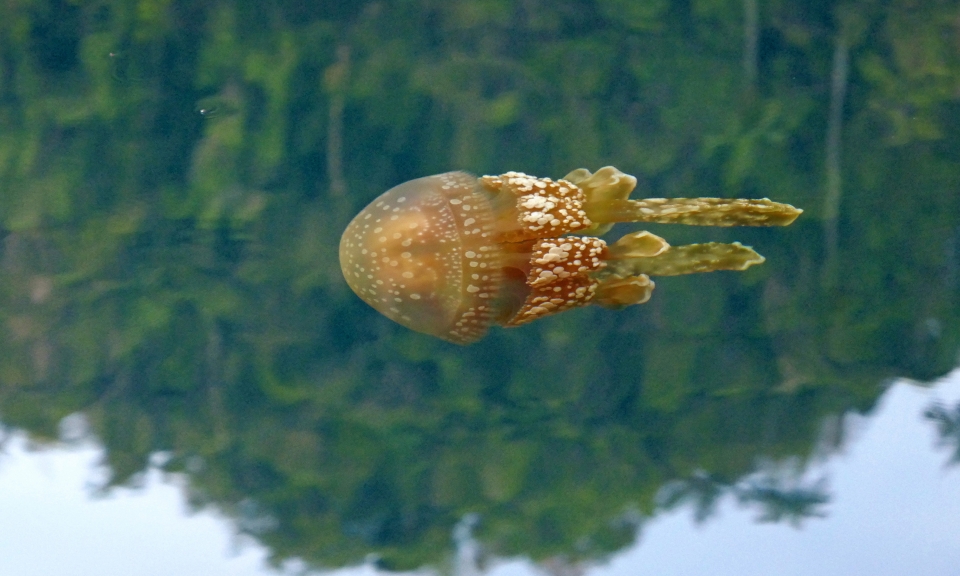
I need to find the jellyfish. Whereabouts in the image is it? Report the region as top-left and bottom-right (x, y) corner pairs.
(339, 167), (801, 344)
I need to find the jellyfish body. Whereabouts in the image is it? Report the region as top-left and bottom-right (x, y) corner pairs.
(339, 167), (801, 344)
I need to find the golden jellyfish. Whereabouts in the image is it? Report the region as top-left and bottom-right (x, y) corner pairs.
(339, 167), (801, 344)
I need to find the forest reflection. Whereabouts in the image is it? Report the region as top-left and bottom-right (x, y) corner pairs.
(0, 0), (959, 572)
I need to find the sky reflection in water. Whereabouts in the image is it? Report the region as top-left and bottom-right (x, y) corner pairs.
(2, 368), (958, 576)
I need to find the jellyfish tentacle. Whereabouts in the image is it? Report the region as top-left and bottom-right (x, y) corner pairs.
(563, 166), (802, 228)
(606, 230), (670, 259)
(563, 166), (638, 204)
(563, 166), (638, 236)
(584, 197), (803, 227)
(600, 242), (765, 277)
(593, 274), (656, 309)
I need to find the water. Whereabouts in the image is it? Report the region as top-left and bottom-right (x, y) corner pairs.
(2, 372), (959, 575)
(1, 1), (959, 574)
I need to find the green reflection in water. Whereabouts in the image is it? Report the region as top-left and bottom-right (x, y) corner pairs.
(1, 0), (959, 572)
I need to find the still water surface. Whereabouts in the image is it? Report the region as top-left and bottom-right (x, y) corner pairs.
(2, 371), (959, 575)
(1, 1), (959, 574)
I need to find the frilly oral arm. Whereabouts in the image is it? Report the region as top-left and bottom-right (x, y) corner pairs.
(564, 166), (803, 228)
(599, 242), (766, 278)
(584, 197), (803, 227)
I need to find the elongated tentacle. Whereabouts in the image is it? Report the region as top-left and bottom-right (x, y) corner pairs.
(585, 197), (802, 227)
(601, 242), (765, 277)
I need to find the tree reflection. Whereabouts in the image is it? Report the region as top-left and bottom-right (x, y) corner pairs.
(0, 0), (958, 572)
(736, 476), (829, 527)
(925, 401), (960, 466)
(657, 471), (729, 523)
(657, 468), (829, 527)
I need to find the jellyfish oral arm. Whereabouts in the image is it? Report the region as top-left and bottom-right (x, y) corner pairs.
(599, 242), (766, 278)
(584, 197), (803, 227)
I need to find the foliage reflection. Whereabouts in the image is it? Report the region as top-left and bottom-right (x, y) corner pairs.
(0, 0), (959, 572)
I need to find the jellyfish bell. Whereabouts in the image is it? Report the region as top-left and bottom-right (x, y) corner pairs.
(339, 167), (802, 344)
(340, 171), (613, 343)
(339, 172), (506, 343)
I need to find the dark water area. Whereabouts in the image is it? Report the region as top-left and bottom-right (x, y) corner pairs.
(1, 1), (959, 574)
